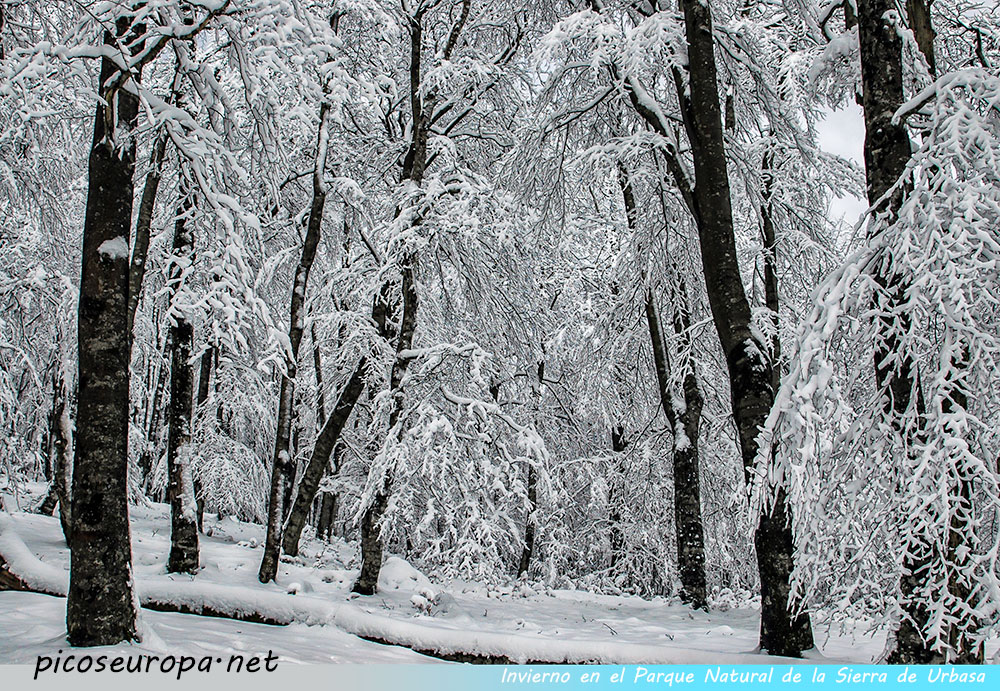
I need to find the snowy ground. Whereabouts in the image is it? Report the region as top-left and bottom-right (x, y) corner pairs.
(1, 489), (996, 665)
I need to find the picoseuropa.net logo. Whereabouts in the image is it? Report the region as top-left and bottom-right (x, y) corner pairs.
(33, 649), (280, 680)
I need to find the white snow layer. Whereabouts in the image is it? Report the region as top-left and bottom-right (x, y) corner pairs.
(4, 499), (983, 664)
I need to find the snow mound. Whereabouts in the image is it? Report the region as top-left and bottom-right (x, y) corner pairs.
(287, 580), (315, 595)
(377, 556), (431, 592)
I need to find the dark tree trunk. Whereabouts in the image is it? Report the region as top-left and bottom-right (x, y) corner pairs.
(193, 345), (215, 530)
(905, 0), (936, 76)
(37, 485), (59, 516)
(126, 130), (168, 345)
(858, 0), (928, 664)
(939, 357), (980, 662)
(285, 389), (305, 523)
(758, 151), (818, 649)
(592, 0), (810, 651)
(308, 322), (335, 538)
(760, 150), (781, 389)
(317, 491), (336, 541)
(644, 288), (708, 611)
(165, 182), (200, 574)
(353, 261), (419, 594)
(619, 162), (708, 610)
(677, 0), (813, 654)
(259, 101), (330, 583)
(37, 370), (72, 538)
(354, 4), (450, 594)
(517, 359), (544, 579)
(857, 0), (977, 663)
(67, 19), (141, 647)
(282, 359), (366, 556)
(140, 344), (168, 494)
(671, 296), (707, 609)
(608, 425), (626, 569)
(311, 322), (327, 428)
(51, 370), (73, 544)
(517, 463), (538, 578)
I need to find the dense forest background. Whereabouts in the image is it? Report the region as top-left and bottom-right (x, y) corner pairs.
(1, 0), (999, 664)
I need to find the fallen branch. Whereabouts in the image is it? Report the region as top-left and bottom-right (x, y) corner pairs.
(0, 558), (289, 626)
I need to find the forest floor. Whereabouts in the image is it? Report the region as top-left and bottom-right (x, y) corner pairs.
(2, 485), (996, 665)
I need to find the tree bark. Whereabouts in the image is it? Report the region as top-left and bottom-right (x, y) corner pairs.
(857, 0), (928, 664)
(517, 461), (538, 578)
(193, 345), (215, 530)
(517, 359), (544, 578)
(317, 493), (336, 541)
(677, 0), (813, 654)
(139, 343), (168, 494)
(619, 162), (708, 610)
(311, 322), (327, 429)
(608, 425), (626, 569)
(644, 287), (708, 610)
(905, 0), (937, 77)
(165, 180), (200, 574)
(36, 371), (74, 541)
(760, 149), (781, 390)
(353, 260), (419, 594)
(67, 18), (142, 647)
(282, 359), (366, 556)
(593, 0), (811, 650)
(51, 370), (73, 544)
(37, 485), (59, 517)
(259, 100), (331, 583)
(126, 130), (168, 345)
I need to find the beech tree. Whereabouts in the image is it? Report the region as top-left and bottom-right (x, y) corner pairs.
(4, 0), (999, 659)
(66, 10), (145, 647)
(759, 0), (1000, 664)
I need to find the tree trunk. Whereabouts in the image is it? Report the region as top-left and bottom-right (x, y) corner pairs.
(194, 345), (215, 530)
(619, 161), (708, 610)
(353, 5), (447, 594)
(165, 180), (200, 574)
(282, 359), (366, 556)
(517, 462), (538, 578)
(37, 370), (74, 541)
(37, 485), (58, 516)
(259, 100), (331, 583)
(353, 260), (419, 595)
(678, 0), (813, 654)
(140, 344), (168, 494)
(593, 0), (808, 647)
(857, 0), (927, 663)
(517, 359), (544, 578)
(126, 130), (168, 346)
(905, 0), (936, 76)
(311, 322), (327, 429)
(67, 18), (141, 647)
(317, 491), (336, 541)
(760, 150), (781, 389)
(644, 287), (708, 610)
(608, 425), (626, 569)
(51, 370), (73, 544)
(856, 0), (977, 663)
